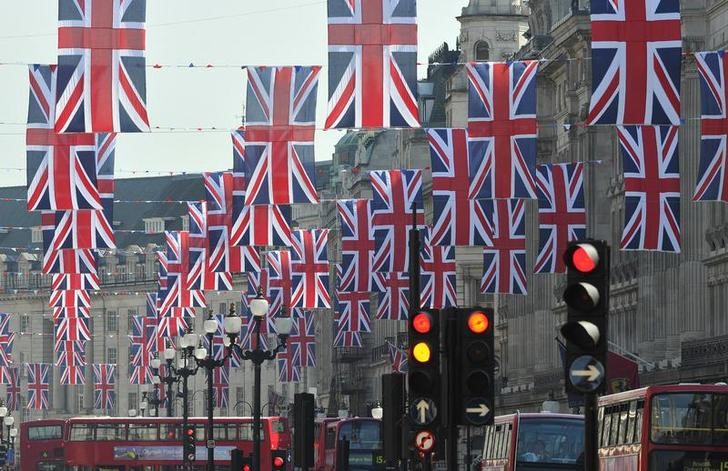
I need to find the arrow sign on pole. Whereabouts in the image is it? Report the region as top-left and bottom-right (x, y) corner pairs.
(409, 397), (437, 425)
(571, 365), (601, 382)
(465, 404), (490, 417)
(463, 398), (492, 425)
(568, 355), (605, 393)
(417, 400), (429, 424)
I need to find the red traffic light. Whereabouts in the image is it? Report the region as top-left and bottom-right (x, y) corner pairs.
(467, 311), (490, 334)
(412, 312), (433, 334)
(185, 427), (195, 436)
(243, 466), (251, 471)
(273, 456), (285, 467)
(566, 244), (600, 273)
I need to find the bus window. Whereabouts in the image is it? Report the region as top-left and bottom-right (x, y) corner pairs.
(503, 424), (512, 459)
(70, 424), (94, 441)
(96, 424), (125, 441)
(212, 424), (229, 440)
(601, 407), (612, 447)
(239, 424), (265, 441)
(618, 403), (630, 445)
(609, 406), (621, 446)
(714, 394), (728, 444)
(28, 424), (63, 440)
(128, 424), (158, 441)
(651, 393), (714, 444)
(271, 419), (286, 433)
(338, 421), (381, 450)
(634, 400), (644, 443)
(625, 401), (637, 444)
(516, 418), (583, 465)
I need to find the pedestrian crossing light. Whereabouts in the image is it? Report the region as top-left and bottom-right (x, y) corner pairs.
(561, 240), (610, 394)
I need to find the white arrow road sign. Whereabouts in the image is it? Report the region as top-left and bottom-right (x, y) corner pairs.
(416, 400), (429, 424)
(571, 364), (602, 382)
(465, 404), (490, 417)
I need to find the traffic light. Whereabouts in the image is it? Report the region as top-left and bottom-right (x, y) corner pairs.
(183, 425), (196, 462)
(293, 393), (314, 469)
(450, 307), (495, 426)
(561, 240), (610, 394)
(408, 309), (441, 431)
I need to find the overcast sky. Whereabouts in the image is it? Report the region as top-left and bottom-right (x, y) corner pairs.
(0, 0), (465, 188)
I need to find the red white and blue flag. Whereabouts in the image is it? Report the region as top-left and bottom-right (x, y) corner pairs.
(335, 290), (371, 333)
(55, 317), (92, 341)
(239, 315), (269, 351)
(0, 314), (15, 368)
(52, 307), (90, 321)
(337, 199), (374, 292)
(52, 273), (100, 291)
(232, 203), (293, 248)
(267, 250), (294, 320)
(420, 237), (457, 309)
(26, 64), (102, 211)
(427, 128), (493, 246)
(373, 271), (410, 321)
(93, 363), (115, 410)
(289, 313), (316, 368)
(160, 231), (206, 312)
(244, 66), (320, 205)
(4, 367), (19, 410)
(618, 125), (681, 252)
(49, 289), (91, 308)
(291, 229), (331, 309)
(42, 200), (115, 250)
(213, 365), (229, 409)
(187, 201), (235, 292)
(26, 363), (51, 410)
(203, 172), (235, 273)
(334, 321), (362, 348)
(588, 0), (682, 125)
(370, 169), (425, 273)
(694, 50), (728, 201)
(55, 0), (149, 133)
(56, 340), (86, 385)
(277, 346), (301, 383)
(245, 269), (278, 335)
(467, 61), (539, 200)
(535, 163), (586, 273)
(42, 247), (97, 275)
(481, 199), (527, 295)
(325, 0), (419, 129)
(387, 341), (408, 373)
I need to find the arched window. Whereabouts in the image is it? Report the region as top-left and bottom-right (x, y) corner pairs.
(474, 41), (490, 61)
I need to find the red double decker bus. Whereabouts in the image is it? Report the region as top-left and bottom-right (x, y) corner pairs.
(598, 383), (728, 470)
(313, 417), (384, 470)
(62, 416), (290, 471)
(19, 418), (66, 471)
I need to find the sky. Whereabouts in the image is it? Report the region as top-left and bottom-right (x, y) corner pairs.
(0, 0), (466, 188)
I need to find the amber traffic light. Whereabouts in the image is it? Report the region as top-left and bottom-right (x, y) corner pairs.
(408, 309), (441, 429)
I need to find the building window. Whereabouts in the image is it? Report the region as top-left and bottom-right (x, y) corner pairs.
(128, 313), (137, 331)
(143, 218), (165, 234)
(181, 215), (189, 232)
(129, 392), (138, 412)
(106, 310), (118, 332)
(474, 41), (490, 61)
(219, 303), (227, 315)
(20, 314), (30, 333)
(107, 347), (117, 365)
(31, 227), (43, 243)
(77, 392), (84, 411)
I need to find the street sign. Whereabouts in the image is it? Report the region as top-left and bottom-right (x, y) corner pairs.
(463, 397), (492, 426)
(568, 355), (605, 393)
(414, 429), (435, 453)
(409, 397), (437, 425)
(207, 440), (215, 448)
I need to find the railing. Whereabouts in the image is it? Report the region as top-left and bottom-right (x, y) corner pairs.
(461, 3), (529, 16)
(682, 335), (728, 368)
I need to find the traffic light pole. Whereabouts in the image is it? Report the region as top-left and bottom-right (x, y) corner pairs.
(445, 310), (457, 471)
(584, 393), (599, 470)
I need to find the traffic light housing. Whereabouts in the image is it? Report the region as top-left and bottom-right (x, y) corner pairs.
(450, 307), (495, 426)
(408, 309), (441, 430)
(293, 393), (314, 468)
(183, 425), (196, 462)
(561, 240), (610, 394)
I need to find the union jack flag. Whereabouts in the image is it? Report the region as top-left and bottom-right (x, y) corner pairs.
(481, 200), (527, 295)
(467, 61), (538, 199)
(26, 64), (101, 212)
(387, 341), (408, 373)
(129, 365), (154, 385)
(289, 313), (316, 368)
(49, 289), (91, 308)
(52, 306), (91, 321)
(373, 272), (410, 321)
(325, 0), (419, 129)
(204, 172), (236, 273)
(334, 321), (362, 348)
(277, 346), (301, 383)
(26, 363), (50, 410)
(694, 51), (728, 201)
(160, 231), (206, 312)
(0, 314), (15, 368)
(290, 229), (331, 309)
(208, 314), (241, 368)
(93, 363), (116, 410)
(268, 250), (294, 320)
(232, 128), (246, 195)
(618, 125), (681, 252)
(337, 199), (374, 291)
(244, 66), (320, 205)
(370, 169), (425, 273)
(335, 291), (371, 333)
(4, 367), (19, 410)
(42, 201), (115, 250)
(231, 203), (293, 247)
(212, 365), (229, 409)
(245, 269), (278, 335)
(239, 314), (269, 351)
(55, 316), (92, 341)
(55, 0), (149, 133)
(56, 340), (86, 385)
(420, 238), (457, 309)
(51, 273), (100, 291)
(588, 0), (682, 125)
(187, 202), (235, 292)
(42, 247), (97, 275)
(427, 128), (493, 246)
(151, 315), (190, 348)
(129, 315), (154, 368)
(534, 163), (586, 273)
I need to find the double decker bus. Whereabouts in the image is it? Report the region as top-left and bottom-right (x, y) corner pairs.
(19, 418), (66, 471)
(314, 417), (384, 470)
(62, 416), (290, 470)
(598, 383), (728, 470)
(480, 413), (584, 470)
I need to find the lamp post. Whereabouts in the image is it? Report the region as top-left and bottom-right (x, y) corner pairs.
(146, 374), (162, 417)
(191, 307), (242, 471)
(231, 290), (293, 471)
(140, 392), (148, 418)
(234, 400), (253, 416)
(178, 328), (200, 470)
(371, 402), (384, 420)
(3, 416), (13, 442)
(152, 344), (179, 417)
(0, 401), (8, 443)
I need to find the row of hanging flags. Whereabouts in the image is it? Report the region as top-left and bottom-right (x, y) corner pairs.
(13, 0), (728, 386)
